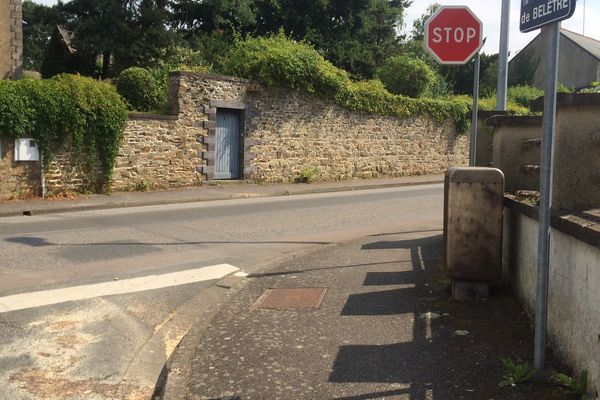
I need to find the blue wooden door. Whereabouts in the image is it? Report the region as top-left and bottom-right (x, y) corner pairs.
(215, 109), (241, 179)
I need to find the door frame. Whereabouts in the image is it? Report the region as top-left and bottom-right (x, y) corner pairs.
(200, 99), (247, 181)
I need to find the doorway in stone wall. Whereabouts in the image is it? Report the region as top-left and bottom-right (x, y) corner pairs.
(214, 109), (242, 179)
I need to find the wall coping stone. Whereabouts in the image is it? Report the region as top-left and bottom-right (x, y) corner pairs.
(478, 110), (510, 119)
(531, 93), (600, 111)
(169, 71), (254, 84)
(487, 115), (543, 127)
(504, 195), (600, 250)
(128, 113), (178, 121)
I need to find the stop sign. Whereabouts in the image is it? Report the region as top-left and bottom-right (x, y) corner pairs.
(424, 6), (483, 65)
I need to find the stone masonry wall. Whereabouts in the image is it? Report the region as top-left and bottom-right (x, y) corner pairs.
(111, 114), (203, 191)
(0, 72), (468, 199)
(178, 73), (469, 183)
(0, 137), (41, 199)
(0, 0), (23, 80)
(39, 113), (204, 196)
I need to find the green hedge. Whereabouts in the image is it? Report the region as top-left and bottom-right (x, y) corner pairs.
(115, 67), (164, 112)
(0, 75), (128, 191)
(508, 85), (544, 108)
(376, 56), (436, 98)
(218, 33), (471, 133)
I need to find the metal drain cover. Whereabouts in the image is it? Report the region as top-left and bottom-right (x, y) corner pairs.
(254, 288), (327, 310)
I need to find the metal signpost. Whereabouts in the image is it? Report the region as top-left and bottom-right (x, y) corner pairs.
(424, 6), (483, 166)
(519, 0), (577, 372)
(497, 0), (511, 112)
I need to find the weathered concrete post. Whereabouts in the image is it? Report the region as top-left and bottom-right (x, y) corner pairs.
(1, 0), (23, 80)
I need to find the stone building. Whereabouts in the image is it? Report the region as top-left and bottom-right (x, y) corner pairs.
(0, 0), (23, 80)
(509, 28), (600, 90)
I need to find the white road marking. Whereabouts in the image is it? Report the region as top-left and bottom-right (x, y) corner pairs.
(0, 264), (239, 313)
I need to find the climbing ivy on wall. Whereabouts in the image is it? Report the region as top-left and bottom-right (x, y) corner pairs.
(218, 33), (517, 134)
(0, 75), (128, 191)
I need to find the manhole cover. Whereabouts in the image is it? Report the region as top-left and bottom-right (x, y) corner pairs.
(254, 288), (327, 310)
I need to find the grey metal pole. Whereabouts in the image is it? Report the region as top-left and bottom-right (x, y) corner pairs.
(534, 23), (561, 372)
(497, 0), (511, 111)
(470, 52), (481, 166)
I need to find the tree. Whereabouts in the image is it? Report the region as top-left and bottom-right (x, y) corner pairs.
(59, 0), (173, 78)
(22, 0), (60, 71)
(403, 2), (499, 96)
(275, 0), (411, 78)
(170, 0), (412, 79)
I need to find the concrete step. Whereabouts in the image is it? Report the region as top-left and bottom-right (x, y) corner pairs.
(205, 180), (256, 186)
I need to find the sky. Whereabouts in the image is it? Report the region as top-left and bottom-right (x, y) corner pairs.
(33, 0), (600, 58)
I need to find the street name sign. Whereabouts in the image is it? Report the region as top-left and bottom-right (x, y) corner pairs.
(520, 0), (577, 32)
(424, 6), (483, 65)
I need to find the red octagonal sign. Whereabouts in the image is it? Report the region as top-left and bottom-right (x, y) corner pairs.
(425, 6), (483, 65)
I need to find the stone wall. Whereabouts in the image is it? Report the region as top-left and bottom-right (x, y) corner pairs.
(0, 72), (469, 199)
(0, 0), (23, 80)
(178, 73), (469, 183)
(111, 114), (203, 191)
(0, 137), (41, 199)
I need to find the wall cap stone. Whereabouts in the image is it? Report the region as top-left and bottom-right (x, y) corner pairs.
(504, 195), (600, 250)
(169, 71), (254, 85)
(487, 115), (543, 127)
(128, 113), (178, 121)
(478, 110), (510, 119)
(531, 93), (600, 111)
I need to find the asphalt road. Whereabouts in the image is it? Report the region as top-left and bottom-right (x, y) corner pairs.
(0, 184), (443, 400)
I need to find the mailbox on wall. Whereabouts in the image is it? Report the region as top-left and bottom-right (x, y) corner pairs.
(14, 138), (40, 162)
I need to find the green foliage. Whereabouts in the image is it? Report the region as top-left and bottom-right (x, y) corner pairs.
(499, 358), (537, 387)
(297, 166), (321, 183)
(219, 33), (348, 97)
(0, 75), (127, 191)
(557, 82), (572, 93)
(115, 67), (164, 112)
(376, 56), (436, 98)
(146, 44), (212, 112)
(553, 371), (589, 399)
(219, 33), (471, 133)
(508, 86), (544, 108)
(22, 0), (60, 71)
(59, 0), (174, 78)
(580, 82), (600, 93)
(451, 95), (530, 115)
(134, 179), (151, 192)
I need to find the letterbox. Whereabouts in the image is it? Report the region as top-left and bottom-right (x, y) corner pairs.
(444, 167), (504, 282)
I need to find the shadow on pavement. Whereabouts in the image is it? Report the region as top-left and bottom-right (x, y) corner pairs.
(329, 234), (550, 400)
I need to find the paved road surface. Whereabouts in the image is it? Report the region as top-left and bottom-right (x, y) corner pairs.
(0, 184), (443, 400)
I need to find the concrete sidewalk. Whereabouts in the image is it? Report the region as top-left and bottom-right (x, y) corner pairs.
(0, 175), (443, 218)
(163, 230), (567, 400)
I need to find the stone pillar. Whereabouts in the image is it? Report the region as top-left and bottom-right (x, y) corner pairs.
(1, 0), (23, 80)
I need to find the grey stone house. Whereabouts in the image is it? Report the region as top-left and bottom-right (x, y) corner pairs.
(509, 28), (600, 90)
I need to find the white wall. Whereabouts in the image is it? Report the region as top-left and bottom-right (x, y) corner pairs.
(503, 206), (600, 396)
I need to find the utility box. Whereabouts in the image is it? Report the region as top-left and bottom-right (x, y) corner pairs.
(444, 167), (504, 289)
(14, 138), (40, 162)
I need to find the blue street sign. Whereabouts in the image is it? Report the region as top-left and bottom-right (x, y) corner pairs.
(520, 0), (577, 32)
